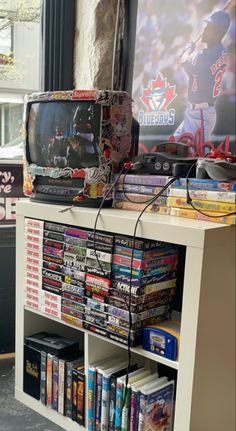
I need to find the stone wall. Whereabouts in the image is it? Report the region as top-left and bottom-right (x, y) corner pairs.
(74, 0), (124, 90)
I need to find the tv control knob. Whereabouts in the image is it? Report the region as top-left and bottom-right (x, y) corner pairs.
(155, 162), (162, 171)
(163, 162), (170, 171)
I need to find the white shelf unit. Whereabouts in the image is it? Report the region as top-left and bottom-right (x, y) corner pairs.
(15, 200), (235, 431)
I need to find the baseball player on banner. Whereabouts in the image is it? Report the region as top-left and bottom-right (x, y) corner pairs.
(174, 8), (231, 146)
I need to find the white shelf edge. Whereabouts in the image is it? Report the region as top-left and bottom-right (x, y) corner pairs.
(15, 387), (84, 431)
(24, 305), (179, 371)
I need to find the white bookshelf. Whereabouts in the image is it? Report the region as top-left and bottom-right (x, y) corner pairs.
(15, 200), (236, 431)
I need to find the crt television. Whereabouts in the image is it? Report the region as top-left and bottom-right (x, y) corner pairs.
(23, 90), (133, 206)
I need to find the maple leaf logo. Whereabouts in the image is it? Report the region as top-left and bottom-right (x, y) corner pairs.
(140, 73), (177, 112)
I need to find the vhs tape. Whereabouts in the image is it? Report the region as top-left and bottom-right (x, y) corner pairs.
(44, 230), (64, 242)
(87, 240), (113, 253)
(65, 227), (88, 239)
(43, 261), (63, 273)
(43, 246), (63, 258)
(43, 254), (64, 265)
(86, 248), (112, 264)
(63, 275), (84, 288)
(114, 235), (167, 251)
(61, 313), (83, 328)
(85, 273), (110, 289)
(83, 321), (108, 337)
(87, 231), (113, 245)
(25, 218), (44, 229)
(63, 266), (85, 281)
(25, 226), (43, 237)
(43, 238), (64, 250)
(44, 221), (65, 233)
(62, 282), (84, 297)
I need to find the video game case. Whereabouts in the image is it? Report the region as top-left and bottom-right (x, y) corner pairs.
(25, 241), (42, 252)
(43, 275), (62, 288)
(25, 226), (43, 237)
(84, 314), (107, 329)
(85, 284), (110, 299)
(114, 193), (167, 205)
(88, 231), (113, 246)
(62, 313), (84, 328)
(40, 350), (47, 404)
(43, 246), (64, 258)
(87, 240), (113, 254)
(43, 253), (64, 265)
(113, 244), (168, 260)
(52, 356), (59, 411)
(86, 273), (111, 289)
(112, 255), (178, 278)
(167, 196), (236, 213)
(64, 235), (87, 247)
(114, 235), (167, 251)
(108, 304), (168, 323)
(25, 233), (43, 245)
(64, 252), (86, 269)
(25, 263), (42, 276)
(62, 282), (84, 297)
(86, 257), (111, 273)
(43, 261), (63, 273)
(65, 357), (84, 419)
(58, 358), (66, 415)
(25, 285), (39, 297)
(43, 238), (64, 250)
(115, 183), (167, 195)
(46, 353), (54, 406)
(65, 227), (88, 239)
(85, 298), (108, 313)
(25, 299), (40, 310)
(113, 201), (170, 214)
(107, 313), (168, 332)
(64, 244), (86, 260)
(62, 290), (85, 304)
(26, 248), (41, 259)
(108, 290), (174, 313)
(25, 276), (41, 289)
(86, 248), (112, 264)
(41, 290), (62, 303)
(42, 283), (61, 296)
(25, 256), (43, 267)
(107, 329), (142, 347)
(44, 221), (65, 233)
(86, 266), (111, 278)
(168, 187), (236, 203)
(114, 174), (170, 187)
(112, 251), (176, 270)
(83, 321), (108, 338)
(63, 275), (85, 289)
(44, 229), (65, 242)
(25, 270), (42, 283)
(41, 304), (61, 319)
(112, 259), (178, 287)
(106, 324), (143, 341)
(42, 268), (63, 283)
(172, 178), (236, 192)
(61, 306), (84, 321)
(25, 217), (44, 229)
(63, 266), (86, 281)
(169, 207), (236, 225)
(61, 298), (84, 313)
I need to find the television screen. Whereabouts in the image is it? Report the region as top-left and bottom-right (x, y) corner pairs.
(27, 101), (101, 169)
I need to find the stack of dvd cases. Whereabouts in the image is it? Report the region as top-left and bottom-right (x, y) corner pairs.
(61, 226), (88, 327)
(107, 235), (178, 346)
(83, 231), (114, 337)
(113, 174), (170, 214)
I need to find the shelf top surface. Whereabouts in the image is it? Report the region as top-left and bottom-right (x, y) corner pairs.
(17, 200), (235, 248)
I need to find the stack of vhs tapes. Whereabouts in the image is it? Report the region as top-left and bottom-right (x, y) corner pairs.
(168, 178), (236, 225)
(61, 226), (87, 328)
(24, 218), (63, 318)
(107, 234), (178, 346)
(113, 174), (169, 214)
(83, 231), (114, 337)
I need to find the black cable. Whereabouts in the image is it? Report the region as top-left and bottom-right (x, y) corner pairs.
(121, 176), (179, 412)
(92, 166), (131, 276)
(186, 161), (236, 218)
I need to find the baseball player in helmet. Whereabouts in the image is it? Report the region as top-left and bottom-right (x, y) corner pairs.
(174, 9), (230, 148)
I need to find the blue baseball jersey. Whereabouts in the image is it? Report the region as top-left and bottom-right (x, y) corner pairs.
(183, 43), (228, 104)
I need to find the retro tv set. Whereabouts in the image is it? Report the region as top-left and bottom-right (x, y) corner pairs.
(23, 90), (134, 206)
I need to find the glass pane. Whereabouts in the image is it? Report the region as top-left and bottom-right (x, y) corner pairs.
(0, 0), (41, 156)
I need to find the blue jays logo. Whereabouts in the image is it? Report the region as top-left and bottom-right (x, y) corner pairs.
(139, 73), (177, 126)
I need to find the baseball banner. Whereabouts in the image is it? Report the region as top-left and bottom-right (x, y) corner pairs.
(132, 0), (235, 156)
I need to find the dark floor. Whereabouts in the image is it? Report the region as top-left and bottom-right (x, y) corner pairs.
(0, 358), (63, 431)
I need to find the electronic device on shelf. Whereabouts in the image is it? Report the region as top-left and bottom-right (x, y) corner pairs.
(23, 90), (137, 207)
(128, 152), (197, 177)
(154, 141), (189, 157)
(196, 150), (236, 181)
